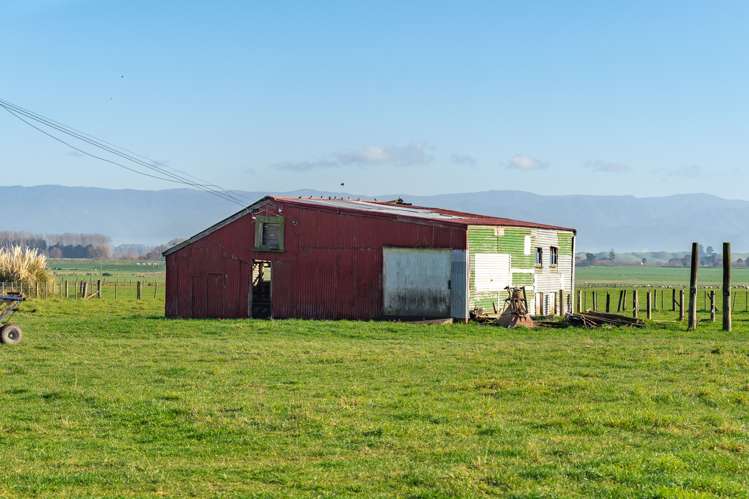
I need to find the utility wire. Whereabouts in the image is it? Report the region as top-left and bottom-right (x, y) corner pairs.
(0, 98), (245, 204)
(0, 99), (245, 205)
(0, 98), (234, 196)
(3, 108), (186, 184)
(0, 98), (248, 206)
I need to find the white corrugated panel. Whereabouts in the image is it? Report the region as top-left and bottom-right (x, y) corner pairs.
(383, 248), (452, 317)
(474, 253), (511, 292)
(532, 230), (573, 294)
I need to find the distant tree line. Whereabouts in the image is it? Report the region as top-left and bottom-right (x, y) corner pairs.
(577, 245), (749, 268)
(112, 239), (183, 260)
(0, 232), (184, 260)
(0, 231), (112, 259)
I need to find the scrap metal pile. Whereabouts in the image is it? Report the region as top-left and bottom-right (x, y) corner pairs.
(470, 286), (535, 328)
(536, 311), (645, 328)
(565, 311), (645, 328)
(471, 287), (644, 329)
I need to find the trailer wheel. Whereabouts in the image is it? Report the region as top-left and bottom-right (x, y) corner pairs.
(1, 324), (22, 345)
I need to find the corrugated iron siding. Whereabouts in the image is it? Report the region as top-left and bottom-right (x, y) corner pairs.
(532, 229), (575, 313)
(467, 226), (575, 314)
(467, 226), (532, 311)
(165, 199), (466, 319)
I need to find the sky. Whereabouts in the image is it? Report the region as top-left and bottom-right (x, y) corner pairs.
(2, 1), (749, 199)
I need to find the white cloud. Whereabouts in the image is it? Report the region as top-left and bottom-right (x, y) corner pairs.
(655, 165), (702, 178)
(506, 154), (547, 171)
(584, 160), (631, 173)
(274, 144), (433, 171)
(451, 153), (477, 166)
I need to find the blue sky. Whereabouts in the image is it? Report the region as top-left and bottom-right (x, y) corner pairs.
(2, 1), (748, 198)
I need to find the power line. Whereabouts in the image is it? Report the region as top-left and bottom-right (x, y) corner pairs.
(0, 98), (249, 206)
(0, 98), (234, 195)
(0, 99), (246, 205)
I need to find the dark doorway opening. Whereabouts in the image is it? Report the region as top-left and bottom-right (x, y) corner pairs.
(251, 260), (272, 318)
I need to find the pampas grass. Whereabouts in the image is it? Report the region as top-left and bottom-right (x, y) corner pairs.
(0, 246), (52, 287)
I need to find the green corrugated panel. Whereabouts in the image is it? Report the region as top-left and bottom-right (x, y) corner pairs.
(499, 227), (532, 267)
(467, 226), (498, 252)
(558, 231), (574, 256)
(512, 272), (534, 287)
(467, 226), (535, 310)
(467, 226), (499, 309)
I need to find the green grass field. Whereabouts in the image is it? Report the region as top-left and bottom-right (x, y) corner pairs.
(577, 265), (749, 286)
(2, 294), (749, 497)
(48, 259), (164, 284)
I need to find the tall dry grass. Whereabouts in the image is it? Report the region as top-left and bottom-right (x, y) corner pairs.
(0, 246), (52, 287)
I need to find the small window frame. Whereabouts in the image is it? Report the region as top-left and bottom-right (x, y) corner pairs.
(254, 216), (285, 252)
(550, 246), (559, 267)
(535, 247), (543, 267)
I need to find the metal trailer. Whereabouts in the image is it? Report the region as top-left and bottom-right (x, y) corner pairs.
(0, 293), (23, 345)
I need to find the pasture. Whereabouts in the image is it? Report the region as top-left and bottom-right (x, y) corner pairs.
(2, 287), (749, 496)
(576, 265), (749, 286)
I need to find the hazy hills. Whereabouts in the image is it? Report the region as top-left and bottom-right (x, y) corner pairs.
(2, 185), (746, 251)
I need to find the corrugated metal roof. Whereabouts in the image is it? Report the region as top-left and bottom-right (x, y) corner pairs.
(275, 196), (576, 232)
(164, 195), (575, 256)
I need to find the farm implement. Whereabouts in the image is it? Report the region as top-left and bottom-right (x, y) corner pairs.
(0, 293), (24, 345)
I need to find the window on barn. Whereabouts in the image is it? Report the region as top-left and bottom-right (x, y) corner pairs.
(550, 246), (559, 266)
(535, 247), (543, 267)
(254, 216), (285, 251)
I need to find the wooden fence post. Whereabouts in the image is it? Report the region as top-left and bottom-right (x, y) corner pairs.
(97, 280), (102, 299)
(136, 281), (142, 300)
(723, 242), (732, 331)
(646, 290), (652, 320)
(576, 289), (582, 313)
(114, 281), (117, 300)
(710, 289), (716, 322)
(688, 242), (699, 330)
(592, 291), (598, 312)
(605, 292), (611, 313)
(679, 288), (685, 321)
(633, 289), (638, 319)
(154, 282), (158, 299)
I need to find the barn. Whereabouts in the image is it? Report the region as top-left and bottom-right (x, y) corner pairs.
(163, 196), (576, 320)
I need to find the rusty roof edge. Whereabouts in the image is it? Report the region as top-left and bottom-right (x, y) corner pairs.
(278, 196), (576, 233)
(276, 197), (468, 229)
(162, 196), (272, 257)
(373, 200), (577, 233)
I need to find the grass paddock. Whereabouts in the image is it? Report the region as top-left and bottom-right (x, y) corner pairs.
(1, 297), (748, 496)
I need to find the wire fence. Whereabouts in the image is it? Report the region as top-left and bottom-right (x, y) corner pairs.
(1, 278), (164, 301)
(576, 285), (749, 319)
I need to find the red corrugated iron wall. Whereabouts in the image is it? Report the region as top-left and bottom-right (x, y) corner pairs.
(165, 199), (466, 319)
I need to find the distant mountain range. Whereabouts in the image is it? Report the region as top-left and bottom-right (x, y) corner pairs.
(2, 185), (747, 251)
